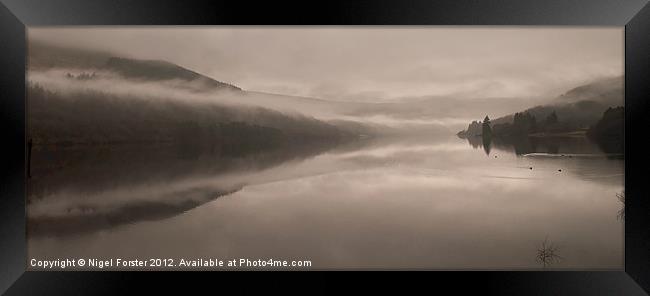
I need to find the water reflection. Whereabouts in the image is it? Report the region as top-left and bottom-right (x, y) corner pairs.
(463, 134), (619, 157)
(482, 135), (492, 155)
(27, 140), (339, 237)
(29, 186), (242, 237)
(28, 134), (624, 269)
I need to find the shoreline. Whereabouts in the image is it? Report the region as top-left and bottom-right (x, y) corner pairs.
(457, 130), (589, 139)
(527, 130), (588, 138)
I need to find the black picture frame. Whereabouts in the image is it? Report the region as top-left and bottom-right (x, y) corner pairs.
(0, 0), (648, 294)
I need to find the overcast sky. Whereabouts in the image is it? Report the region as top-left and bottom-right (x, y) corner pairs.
(29, 27), (623, 102)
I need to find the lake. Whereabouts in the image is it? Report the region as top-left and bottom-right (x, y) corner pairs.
(27, 134), (624, 270)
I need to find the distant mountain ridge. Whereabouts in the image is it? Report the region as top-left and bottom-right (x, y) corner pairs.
(104, 57), (242, 91)
(29, 41), (242, 91)
(555, 76), (623, 105)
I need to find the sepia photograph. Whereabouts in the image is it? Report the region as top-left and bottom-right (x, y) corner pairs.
(26, 27), (624, 270)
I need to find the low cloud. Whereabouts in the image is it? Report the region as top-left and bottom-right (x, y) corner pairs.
(29, 27), (623, 102)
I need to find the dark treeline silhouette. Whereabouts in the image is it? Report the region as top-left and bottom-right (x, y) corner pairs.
(66, 72), (97, 80)
(487, 76), (622, 131)
(457, 78), (624, 157)
(461, 111), (570, 155)
(475, 107), (624, 155)
(587, 107), (624, 153)
(457, 120), (482, 137)
(458, 76), (623, 151)
(464, 122), (613, 156)
(458, 110), (568, 138)
(482, 116), (492, 138)
(490, 110), (571, 138)
(481, 116), (492, 155)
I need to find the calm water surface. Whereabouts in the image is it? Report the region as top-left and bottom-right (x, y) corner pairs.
(27, 135), (624, 269)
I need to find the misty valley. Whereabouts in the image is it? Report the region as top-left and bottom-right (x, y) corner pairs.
(27, 36), (624, 270)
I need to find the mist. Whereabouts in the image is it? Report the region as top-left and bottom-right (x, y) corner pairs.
(29, 27), (623, 102)
(27, 27), (625, 269)
(28, 67), (456, 131)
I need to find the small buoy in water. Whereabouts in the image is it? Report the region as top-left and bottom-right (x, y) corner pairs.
(558, 169), (562, 172)
(529, 167), (533, 170)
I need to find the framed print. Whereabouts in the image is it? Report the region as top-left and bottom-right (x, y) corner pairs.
(0, 0), (649, 294)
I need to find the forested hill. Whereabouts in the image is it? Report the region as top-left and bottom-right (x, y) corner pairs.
(29, 41), (241, 92)
(28, 41), (361, 151)
(28, 83), (353, 149)
(458, 76), (623, 138)
(104, 57), (241, 91)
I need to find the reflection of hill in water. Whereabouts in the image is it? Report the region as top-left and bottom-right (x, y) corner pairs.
(28, 139), (349, 237)
(28, 186), (241, 238)
(462, 134), (623, 186)
(29, 140), (342, 199)
(464, 134), (614, 157)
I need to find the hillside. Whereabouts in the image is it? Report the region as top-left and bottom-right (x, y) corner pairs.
(27, 83), (354, 150)
(27, 40), (365, 151)
(556, 76), (623, 106)
(104, 57), (241, 91)
(458, 76), (624, 137)
(29, 41), (241, 91)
